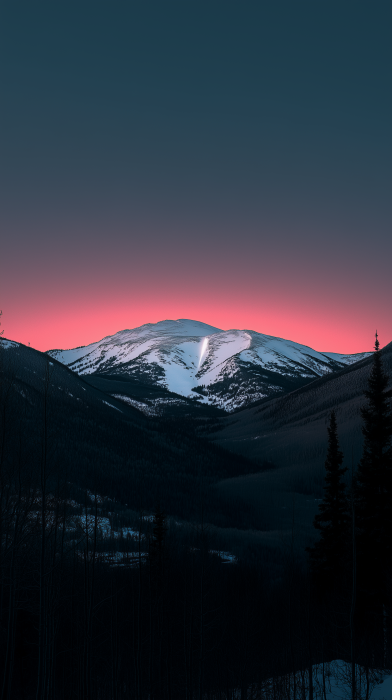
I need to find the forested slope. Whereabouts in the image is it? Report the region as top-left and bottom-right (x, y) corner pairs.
(1, 340), (261, 530)
(1, 339), (392, 698)
(209, 342), (392, 537)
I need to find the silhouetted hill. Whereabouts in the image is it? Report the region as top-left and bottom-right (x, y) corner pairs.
(207, 342), (392, 541)
(0, 340), (262, 537)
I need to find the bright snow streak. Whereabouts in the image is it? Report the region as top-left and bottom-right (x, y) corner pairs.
(198, 337), (209, 368)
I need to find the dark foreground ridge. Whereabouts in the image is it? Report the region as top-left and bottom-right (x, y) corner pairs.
(1, 337), (392, 698)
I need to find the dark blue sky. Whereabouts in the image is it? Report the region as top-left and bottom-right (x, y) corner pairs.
(1, 1), (391, 352)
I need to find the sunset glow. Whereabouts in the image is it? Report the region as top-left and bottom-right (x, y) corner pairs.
(1, 3), (391, 356)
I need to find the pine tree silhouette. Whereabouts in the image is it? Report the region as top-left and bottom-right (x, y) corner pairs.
(308, 410), (350, 590)
(355, 332), (392, 602)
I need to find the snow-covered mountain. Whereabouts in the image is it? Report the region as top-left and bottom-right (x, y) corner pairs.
(48, 319), (371, 411)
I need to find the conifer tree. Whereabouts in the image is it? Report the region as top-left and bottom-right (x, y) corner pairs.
(355, 333), (392, 602)
(308, 410), (350, 588)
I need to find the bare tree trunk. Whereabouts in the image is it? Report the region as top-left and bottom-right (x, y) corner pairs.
(199, 551), (204, 700)
(308, 573), (313, 700)
(383, 604), (387, 667)
(350, 476), (357, 700)
(136, 512), (143, 700)
(36, 361), (50, 700)
(183, 567), (189, 700)
(1, 551), (16, 700)
(289, 495), (296, 700)
(83, 491), (98, 700)
(110, 578), (119, 700)
(148, 551), (153, 700)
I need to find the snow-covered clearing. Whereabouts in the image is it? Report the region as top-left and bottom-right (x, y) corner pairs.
(314, 660), (392, 699)
(245, 660), (392, 699)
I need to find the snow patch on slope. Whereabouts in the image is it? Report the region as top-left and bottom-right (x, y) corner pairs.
(1, 340), (19, 350)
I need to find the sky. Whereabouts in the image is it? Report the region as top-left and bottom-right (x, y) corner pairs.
(1, 1), (391, 354)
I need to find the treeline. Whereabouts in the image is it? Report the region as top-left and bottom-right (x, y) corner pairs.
(1, 478), (384, 700)
(307, 333), (392, 694)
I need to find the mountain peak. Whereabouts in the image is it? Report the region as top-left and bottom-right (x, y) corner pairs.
(48, 320), (371, 412)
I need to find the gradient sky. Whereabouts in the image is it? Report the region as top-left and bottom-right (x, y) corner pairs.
(1, 1), (391, 353)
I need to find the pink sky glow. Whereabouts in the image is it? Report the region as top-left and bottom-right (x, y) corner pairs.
(2, 291), (388, 355)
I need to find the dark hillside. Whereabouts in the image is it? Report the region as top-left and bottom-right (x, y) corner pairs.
(209, 342), (392, 539)
(2, 339), (391, 698)
(0, 340), (262, 532)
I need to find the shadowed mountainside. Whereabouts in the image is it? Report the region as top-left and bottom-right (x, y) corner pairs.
(208, 341), (392, 539)
(3, 337), (389, 549)
(0, 339), (264, 537)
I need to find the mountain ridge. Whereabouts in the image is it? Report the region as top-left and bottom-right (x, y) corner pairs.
(47, 319), (371, 411)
